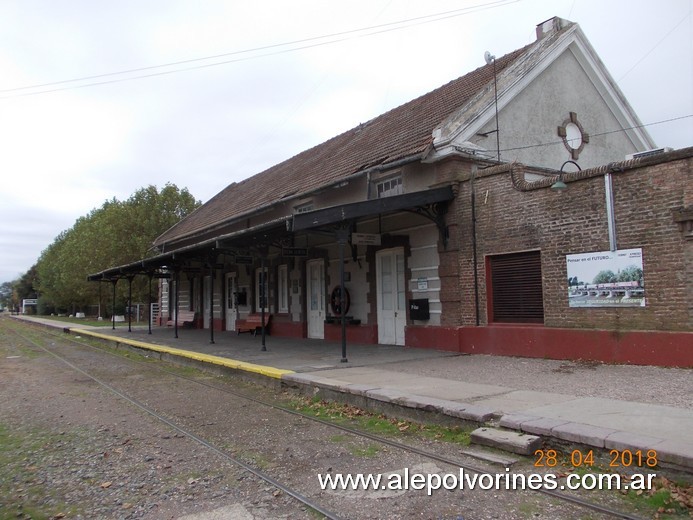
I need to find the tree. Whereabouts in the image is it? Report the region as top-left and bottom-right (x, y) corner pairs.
(0, 281), (13, 309)
(592, 270), (617, 284)
(33, 184), (200, 315)
(567, 276), (581, 287)
(618, 265), (643, 283)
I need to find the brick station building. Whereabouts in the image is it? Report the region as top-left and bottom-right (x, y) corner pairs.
(89, 18), (692, 367)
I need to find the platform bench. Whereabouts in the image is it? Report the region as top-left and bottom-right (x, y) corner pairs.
(166, 310), (196, 328)
(236, 313), (271, 335)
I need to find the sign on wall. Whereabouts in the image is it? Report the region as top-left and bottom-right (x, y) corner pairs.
(566, 248), (645, 307)
(282, 247), (308, 257)
(409, 299), (430, 320)
(351, 233), (381, 246)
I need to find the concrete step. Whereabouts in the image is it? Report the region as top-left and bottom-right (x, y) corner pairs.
(470, 427), (542, 456)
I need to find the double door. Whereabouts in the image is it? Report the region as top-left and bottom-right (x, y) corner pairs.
(376, 248), (406, 345)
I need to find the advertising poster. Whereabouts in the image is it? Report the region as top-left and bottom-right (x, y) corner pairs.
(566, 248), (645, 307)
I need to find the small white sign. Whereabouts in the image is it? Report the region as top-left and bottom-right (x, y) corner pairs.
(351, 233), (381, 246)
(417, 277), (428, 290)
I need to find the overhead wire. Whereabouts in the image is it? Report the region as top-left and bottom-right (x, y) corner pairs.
(2, 1), (689, 149)
(499, 114), (693, 153)
(1, 0), (519, 98)
(616, 10), (692, 83)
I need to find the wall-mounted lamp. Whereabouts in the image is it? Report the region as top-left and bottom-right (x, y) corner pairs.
(551, 160), (581, 191)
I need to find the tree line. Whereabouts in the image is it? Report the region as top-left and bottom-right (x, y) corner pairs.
(1, 184), (200, 316)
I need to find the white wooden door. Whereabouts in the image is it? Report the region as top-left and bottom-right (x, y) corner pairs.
(376, 248), (406, 345)
(225, 273), (237, 332)
(307, 259), (325, 339)
(203, 275), (211, 329)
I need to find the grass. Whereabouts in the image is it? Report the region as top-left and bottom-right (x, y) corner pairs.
(31, 315), (134, 328)
(624, 479), (691, 518)
(517, 501), (541, 517)
(349, 444), (381, 458)
(0, 424), (82, 520)
(289, 396), (472, 446)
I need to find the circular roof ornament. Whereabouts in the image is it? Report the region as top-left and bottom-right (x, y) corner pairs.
(558, 112), (589, 159)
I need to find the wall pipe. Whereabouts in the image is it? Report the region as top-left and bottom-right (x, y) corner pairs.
(470, 166), (480, 326)
(605, 173), (618, 251)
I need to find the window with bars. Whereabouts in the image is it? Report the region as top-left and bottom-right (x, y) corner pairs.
(487, 251), (544, 324)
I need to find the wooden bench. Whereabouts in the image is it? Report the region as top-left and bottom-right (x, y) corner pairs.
(166, 310), (196, 328)
(236, 313), (271, 335)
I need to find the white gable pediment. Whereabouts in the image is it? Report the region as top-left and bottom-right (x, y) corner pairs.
(427, 20), (655, 168)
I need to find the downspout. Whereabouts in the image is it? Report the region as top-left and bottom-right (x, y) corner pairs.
(471, 165), (480, 326)
(605, 173), (618, 251)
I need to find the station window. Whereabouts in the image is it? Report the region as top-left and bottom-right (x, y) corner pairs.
(376, 175), (403, 198)
(487, 251), (544, 324)
(294, 202), (314, 214)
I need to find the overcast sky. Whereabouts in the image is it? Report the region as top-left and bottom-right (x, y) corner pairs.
(1, 0), (691, 284)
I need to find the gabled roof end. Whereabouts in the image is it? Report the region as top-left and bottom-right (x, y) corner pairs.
(536, 17), (570, 40)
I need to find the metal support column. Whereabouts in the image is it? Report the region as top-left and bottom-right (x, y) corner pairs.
(174, 269), (180, 339)
(127, 275), (134, 333)
(260, 253), (267, 351)
(111, 279), (117, 330)
(209, 266), (215, 345)
(336, 227), (350, 363)
(148, 273), (153, 335)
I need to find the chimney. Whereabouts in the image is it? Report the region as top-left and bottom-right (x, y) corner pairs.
(536, 17), (567, 39)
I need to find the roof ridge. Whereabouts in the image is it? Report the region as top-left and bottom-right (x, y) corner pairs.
(153, 31), (548, 248)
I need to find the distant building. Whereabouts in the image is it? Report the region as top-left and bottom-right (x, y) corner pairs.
(90, 18), (692, 367)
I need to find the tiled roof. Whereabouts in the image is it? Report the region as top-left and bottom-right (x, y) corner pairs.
(154, 41), (539, 248)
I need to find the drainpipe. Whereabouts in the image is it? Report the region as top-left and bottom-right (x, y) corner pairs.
(605, 173), (617, 251)
(471, 165), (480, 326)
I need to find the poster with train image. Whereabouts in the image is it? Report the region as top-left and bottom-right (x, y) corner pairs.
(566, 248), (645, 307)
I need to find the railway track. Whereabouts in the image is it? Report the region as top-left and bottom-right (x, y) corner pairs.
(3, 319), (654, 519)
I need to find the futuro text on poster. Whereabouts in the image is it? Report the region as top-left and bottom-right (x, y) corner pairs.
(566, 248), (645, 308)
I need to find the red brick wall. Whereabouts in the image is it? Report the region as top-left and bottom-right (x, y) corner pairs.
(451, 151), (692, 332)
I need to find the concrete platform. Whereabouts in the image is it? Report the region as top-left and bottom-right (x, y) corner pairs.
(14, 316), (693, 473)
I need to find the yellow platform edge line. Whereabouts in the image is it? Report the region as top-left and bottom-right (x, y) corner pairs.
(71, 328), (294, 379)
